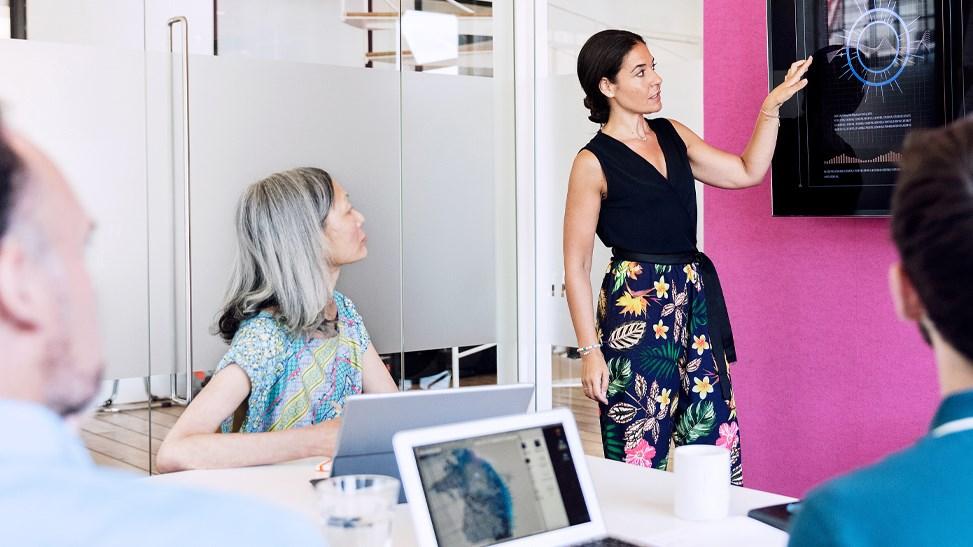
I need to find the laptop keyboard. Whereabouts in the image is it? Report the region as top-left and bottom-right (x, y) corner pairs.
(572, 537), (644, 547)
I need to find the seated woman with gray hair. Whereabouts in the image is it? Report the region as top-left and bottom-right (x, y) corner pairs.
(156, 167), (397, 472)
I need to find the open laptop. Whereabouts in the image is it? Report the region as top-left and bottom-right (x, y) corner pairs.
(330, 384), (534, 502)
(393, 408), (644, 547)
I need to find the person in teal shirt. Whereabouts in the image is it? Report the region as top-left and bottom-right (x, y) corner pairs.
(788, 117), (973, 545)
(0, 114), (324, 546)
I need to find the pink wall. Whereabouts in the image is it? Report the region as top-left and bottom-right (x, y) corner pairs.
(703, 1), (941, 497)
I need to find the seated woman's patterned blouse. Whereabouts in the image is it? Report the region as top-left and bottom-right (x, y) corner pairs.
(215, 290), (370, 433)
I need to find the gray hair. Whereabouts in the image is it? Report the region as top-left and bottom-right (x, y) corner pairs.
(216, 167), (338, 342)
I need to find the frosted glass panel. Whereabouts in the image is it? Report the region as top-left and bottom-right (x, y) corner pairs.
(0, 39), (150, 381)
(400, 71), (497, 352)
(176, 55), (401, 372)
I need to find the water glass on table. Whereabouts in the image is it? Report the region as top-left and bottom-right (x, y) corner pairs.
(314, 474), (400, 546)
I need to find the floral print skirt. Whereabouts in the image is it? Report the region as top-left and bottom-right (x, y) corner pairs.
(597, 258), (743, 485)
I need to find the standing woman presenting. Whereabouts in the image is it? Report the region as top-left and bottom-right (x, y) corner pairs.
(564, 30), (810, 484)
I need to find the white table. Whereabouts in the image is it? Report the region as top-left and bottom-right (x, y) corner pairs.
(148, 456), (795, 546)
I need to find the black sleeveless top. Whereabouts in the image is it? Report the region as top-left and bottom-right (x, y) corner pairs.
(583, 117), (697, 254)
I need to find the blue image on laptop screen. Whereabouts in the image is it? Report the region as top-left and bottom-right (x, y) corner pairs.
(413, 424), (592, 547)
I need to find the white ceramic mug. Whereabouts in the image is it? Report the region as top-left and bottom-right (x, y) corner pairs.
(672, 445), (731, 521)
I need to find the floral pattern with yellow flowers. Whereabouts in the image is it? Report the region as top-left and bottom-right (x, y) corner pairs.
(598, 257), (742, 485)
(652, 320), (669, 340)
(655, 388), (672, 407)
(654, 275), (670, 299)
(692, 334), (710, 355)
(683, 263), (697, 284)
(692, 376), (714, 399)
(615, 290), (648, 317)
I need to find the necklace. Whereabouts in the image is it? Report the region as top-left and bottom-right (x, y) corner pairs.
(603, 119), (649, 142)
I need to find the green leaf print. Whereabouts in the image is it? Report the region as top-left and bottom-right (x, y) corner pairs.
(673, 401), (716, 445)
(690, 293), (708, 332)
(637, 342), (681, 382)
(603, 422), (627, 461)
(612, 263), (628, 293)
(606, 357), (632, 397)
(655, 455), (668, 471)
(654, 264), (672, 275)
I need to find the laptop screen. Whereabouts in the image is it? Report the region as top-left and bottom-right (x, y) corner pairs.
(413, 423), (592, 547)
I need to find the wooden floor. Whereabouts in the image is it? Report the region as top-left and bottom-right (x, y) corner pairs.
(79, 404), (184, 475)
(553, 385), (604, 458)
(463, 367), (603, 457)
(80, 367), (604, 474)
(550, 349), (604, 458)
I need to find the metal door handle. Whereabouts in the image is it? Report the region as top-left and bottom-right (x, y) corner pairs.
(168, 16), (194, 405)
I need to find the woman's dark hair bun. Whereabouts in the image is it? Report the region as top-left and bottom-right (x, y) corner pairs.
(577, 29), (645, 125)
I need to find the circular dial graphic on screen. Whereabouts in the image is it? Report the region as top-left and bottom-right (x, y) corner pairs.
(843, 6), (917, 88)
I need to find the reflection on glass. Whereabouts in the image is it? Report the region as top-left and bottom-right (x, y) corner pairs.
(551, 346), (603, 458)
(398, 0), (493, 76)
(770, 0), (946, 216)
(215, 0), (493, 75)
(385, 346), (499, 391)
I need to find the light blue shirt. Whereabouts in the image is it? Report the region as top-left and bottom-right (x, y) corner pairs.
(788, 389), (973, 547)
(0, 400), (325, 546)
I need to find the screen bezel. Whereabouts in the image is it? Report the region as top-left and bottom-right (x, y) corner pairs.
(768, 0), (955, 216)
(392, 409), (607, 547)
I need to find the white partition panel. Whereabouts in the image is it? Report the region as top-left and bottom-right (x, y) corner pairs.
(400, 71), (496, 352)
(491, 0), (519, 384)
(173, 55), (402, 373)
(145, 48), (178, 387)
(0, 39), (150, 381)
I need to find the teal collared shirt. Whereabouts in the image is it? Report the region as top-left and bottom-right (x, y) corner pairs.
(789, 389), (973, 547)
(0, 399), (325, 546)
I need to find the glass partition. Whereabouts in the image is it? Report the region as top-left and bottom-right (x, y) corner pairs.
(397, 0), (517, 389)
(2, 0), (520, 472)
(0, 1), (154, 473)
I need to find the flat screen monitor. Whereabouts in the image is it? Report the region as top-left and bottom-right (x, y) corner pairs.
(769, 0), (957, 216)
